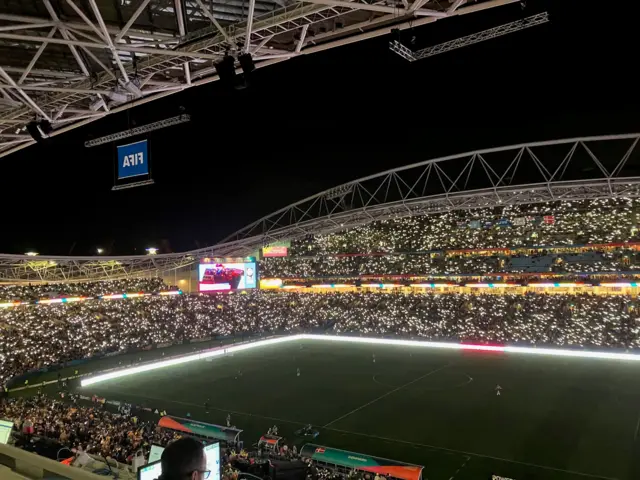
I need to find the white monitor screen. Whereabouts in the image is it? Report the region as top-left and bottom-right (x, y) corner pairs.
(0, 420), (13, 444)
(148, 445), (164, 464)
(204, 442), (220, 480)
(138, 460), (162, 480)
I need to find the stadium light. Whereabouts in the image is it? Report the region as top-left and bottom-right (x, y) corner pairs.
(122, 80), (143, 98)
(80, 334), (640, 387)
(24, 251), (38, 256)
(146, 247), (158, 255)
(89, 98), (106, 111)
(96, 248), (104, 254)
(106, 90), (128, 103)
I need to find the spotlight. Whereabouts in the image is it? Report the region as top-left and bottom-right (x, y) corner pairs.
(26, 120), (52, 141)
(107, 90), (129, 103)
(215, 55), (237, 89)
(89, 98), (106, 111)
(122, 80), (143, 98)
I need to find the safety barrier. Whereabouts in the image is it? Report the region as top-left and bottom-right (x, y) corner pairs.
(0, 443), (106, 480)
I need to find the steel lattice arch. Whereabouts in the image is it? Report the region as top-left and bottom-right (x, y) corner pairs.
(1, 133), (640, 283)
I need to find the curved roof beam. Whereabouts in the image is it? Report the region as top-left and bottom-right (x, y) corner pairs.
(1, 133), (640, 282)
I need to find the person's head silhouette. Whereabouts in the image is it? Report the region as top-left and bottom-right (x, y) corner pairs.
(159, 437), (209, 480)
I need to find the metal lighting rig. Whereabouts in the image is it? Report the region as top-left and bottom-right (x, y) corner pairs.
(85, 114), (191, 147)
(390, 12), (549, 62)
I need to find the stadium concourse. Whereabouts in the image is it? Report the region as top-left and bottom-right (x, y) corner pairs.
(4, 198), (640, 479)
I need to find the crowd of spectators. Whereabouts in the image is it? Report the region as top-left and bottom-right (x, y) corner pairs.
(0, 278), (170, 302)
(306, 466), (383, 480)
(261, 254), (500, 278)
(0, 394), (180, 463)
(261, 248), (640, 278)
(0, 391), (384, 478)
(0, 394), (295, 475)
(2, 291), (640, 388)
(259, 198), (640, 279)
(290, 198), (640, 255)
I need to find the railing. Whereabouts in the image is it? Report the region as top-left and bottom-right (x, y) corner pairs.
(0, 443), (106, 480)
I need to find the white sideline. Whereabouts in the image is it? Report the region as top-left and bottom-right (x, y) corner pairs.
(80, 334), (640, 387)
(80, 336), (296, 386)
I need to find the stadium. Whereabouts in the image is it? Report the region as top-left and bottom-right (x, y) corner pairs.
(2, 133), (640, 480)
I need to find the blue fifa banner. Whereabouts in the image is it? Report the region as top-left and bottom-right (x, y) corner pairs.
(117, 140), (149, 179)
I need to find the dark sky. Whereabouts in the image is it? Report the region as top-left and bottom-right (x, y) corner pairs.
(2, 0), (639, 256)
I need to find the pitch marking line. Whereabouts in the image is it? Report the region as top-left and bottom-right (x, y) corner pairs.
(323, 364), (449, 428)
(449, 455), (471, 480)
(325, 428), (618, 480)
(372, 372), (473, 390)
(634, 411), (640, 441)
(99, 389), (308, 427)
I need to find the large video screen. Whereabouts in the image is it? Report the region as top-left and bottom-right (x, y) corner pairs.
(199, 262), (257, 292)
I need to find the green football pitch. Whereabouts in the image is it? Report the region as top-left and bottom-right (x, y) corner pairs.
(31, 341), (640, 480)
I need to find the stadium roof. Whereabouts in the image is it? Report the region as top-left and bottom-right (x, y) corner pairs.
(0, 0), (519, 157)
(1, 133), (640, 283)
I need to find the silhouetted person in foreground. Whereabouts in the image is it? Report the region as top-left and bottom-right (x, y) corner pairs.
(158, 437), (210, 480)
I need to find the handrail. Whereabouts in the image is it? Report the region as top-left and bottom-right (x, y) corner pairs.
(0, 442), (107, 479)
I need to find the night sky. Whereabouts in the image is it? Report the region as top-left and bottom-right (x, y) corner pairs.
(2, 0), (638, 256)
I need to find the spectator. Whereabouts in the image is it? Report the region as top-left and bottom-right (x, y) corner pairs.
(2, 290), (640, 387)
(0, 396), (181, 464)
(0, 278), (173, 302)
(159, 437), (209, 480)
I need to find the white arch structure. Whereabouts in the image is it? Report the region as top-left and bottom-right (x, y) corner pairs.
(2, 132), (640, 282)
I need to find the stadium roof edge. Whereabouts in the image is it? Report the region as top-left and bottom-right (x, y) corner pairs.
(2, 133), (640, 281)
(217, 133), (640, 245)
(214, 133), (640, 244)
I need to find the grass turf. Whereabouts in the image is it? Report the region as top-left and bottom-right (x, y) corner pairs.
(28, 341), (640, 480)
